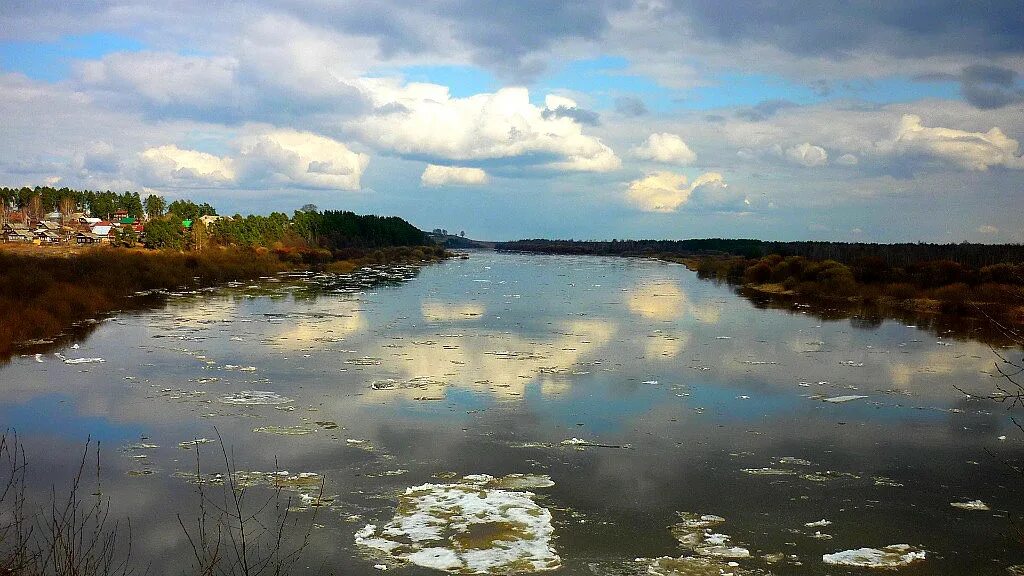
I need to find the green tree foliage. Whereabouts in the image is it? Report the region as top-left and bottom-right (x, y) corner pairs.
(167, 199), (217, 221)
(144, 194), (166, 219)
(112, 226), (139, 248)
(209, 213), (291, 247)
(142, 219), (186, 250)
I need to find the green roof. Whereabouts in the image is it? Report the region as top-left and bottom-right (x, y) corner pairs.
(120, 217), (135, 224)
(182, 219), (193, 228)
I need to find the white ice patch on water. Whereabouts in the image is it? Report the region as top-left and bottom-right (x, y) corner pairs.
(950, 500), (990, 511)
(822, 544), (925, 568)
(822, 395), (868, 403)
(54, 353), (105, 364)
(355, 474), (559, 573)
(219, 391), (294, 405)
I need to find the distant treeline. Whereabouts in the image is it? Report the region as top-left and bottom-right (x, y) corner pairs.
(496, 239), (1024, 268)
(1, 186), (149, 220)
(144, 207), (428, 252)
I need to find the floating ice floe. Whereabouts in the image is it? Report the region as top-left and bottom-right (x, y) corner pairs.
(672, 513), (750, 559)
(219, 391), (294, 405)
(804, 519), (832, 528)
(178, 438), (216, 449)
(773, 457), (813, 467)
(54, 353), (105, 364)
(741, 468), (796, 476)
(822, 395), (868, 403)
(253, 425), (317, 435)
(646, 555), (763, 575)
(355, 474), (559, 573)
(822, 544), (925, 568)
(950, 500), (990, 511)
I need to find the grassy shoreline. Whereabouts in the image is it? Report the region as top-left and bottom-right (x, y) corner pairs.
(0, 244), (447, 362)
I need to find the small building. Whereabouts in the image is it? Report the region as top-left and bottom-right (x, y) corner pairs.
(36, 221), (61, 231)
(35, 230), (62, 244)
(90, 222), (112, 239)
(81, 217), (101, 226)
(4, 226), (33, 243)
(75, 232), (102, 245)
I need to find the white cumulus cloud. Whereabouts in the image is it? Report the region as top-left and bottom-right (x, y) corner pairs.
(632, 133), (696, 165)
(138, 145), (236, 186)
(348, 80), (620, 172)
(883, 114), (1024, 171)
(421, 164), (489, 187)
(836, 153), (859, 165)
(785, 142), (829, 167)
(238, 129), (369, 190)
(626, 171), (726, 213)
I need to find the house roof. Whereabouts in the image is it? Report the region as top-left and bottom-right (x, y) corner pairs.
(90, 225), (112, 236)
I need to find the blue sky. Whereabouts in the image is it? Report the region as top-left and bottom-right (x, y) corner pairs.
(0, 1), (1021, 242)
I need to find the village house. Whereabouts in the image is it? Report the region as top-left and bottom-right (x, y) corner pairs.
(3, 222), (33, 243)
(75, 231), (102, 245)
(35, 230), (62, 244)
(90, 221), (113, 241)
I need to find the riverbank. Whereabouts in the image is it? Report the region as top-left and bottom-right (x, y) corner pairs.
(0, 244), (447, 361)
(666, 254), (1024, 328)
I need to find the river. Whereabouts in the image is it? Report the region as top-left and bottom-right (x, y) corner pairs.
(2, 251), (1022, 575)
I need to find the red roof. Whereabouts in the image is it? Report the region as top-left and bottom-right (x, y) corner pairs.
(96, 220), (112, 226)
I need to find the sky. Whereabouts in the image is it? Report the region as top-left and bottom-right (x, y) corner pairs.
(1, 1), (1022, 242)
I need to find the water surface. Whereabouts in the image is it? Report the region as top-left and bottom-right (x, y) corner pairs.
(3, 252), (1023, 575)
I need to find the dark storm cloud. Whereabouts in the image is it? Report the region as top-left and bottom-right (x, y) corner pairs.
(614, 95), (648, 116)
(682, 0), (1024, 59)
(959, 64), (1024, 109)
(736, 99), (799, 121)
(541, 105), (601, 125)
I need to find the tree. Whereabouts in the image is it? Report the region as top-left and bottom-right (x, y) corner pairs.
(168, 199), (217, 222)
(112, 225), (139, 248)
(90, 192), (117, 220)
(144, 194), (166, 219)
(143, 219), (185, 250)
(300, 203), (319, 213)
(188, 219), (209, 251)
(460, 231), (465, 238)
(59, 196), (76, 226)
(27, 194), (43, 222)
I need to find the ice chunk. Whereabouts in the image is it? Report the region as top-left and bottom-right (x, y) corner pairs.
(219, 391), (294, 405)
(646, 555), (762, 575)
(822, 395), (868, 403)
(355, 475), (559, 573)
(950, 500), (990, 511)
(822, 544), (925, 568)
(252, 425), (317, 435)
(54, 353), (105, 364)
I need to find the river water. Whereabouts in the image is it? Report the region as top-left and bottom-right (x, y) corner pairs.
(2, 251), (1023, 575)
